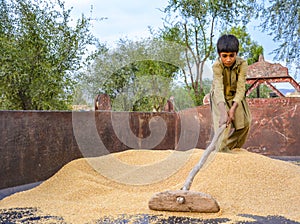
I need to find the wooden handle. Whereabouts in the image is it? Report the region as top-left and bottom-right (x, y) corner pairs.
(182, 124), (227, 191)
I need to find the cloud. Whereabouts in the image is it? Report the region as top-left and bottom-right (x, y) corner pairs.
(64, 0), (168, 45)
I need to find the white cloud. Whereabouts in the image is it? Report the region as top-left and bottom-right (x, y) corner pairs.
(64, 0), (168, 46)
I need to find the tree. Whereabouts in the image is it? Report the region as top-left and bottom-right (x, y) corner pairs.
(0, 0), (98, 110)
(260, 0), (300, 65)
(246, 83), (272, 99)
(159, 0), (259, 106)
(83, 37), (184, 111)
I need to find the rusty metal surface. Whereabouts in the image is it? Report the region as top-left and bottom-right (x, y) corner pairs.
(244, 98), (300, 156)
(193, 98), (300, 156)
(246, 55), (289, 78)
(246, 55), (300, 96)
(94, 94), (112, 110)
(246, 77), (300, 96)
(1, 98), (300, 189)
(0, 111), (83, 190)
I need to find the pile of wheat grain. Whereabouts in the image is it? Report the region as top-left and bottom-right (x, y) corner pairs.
(0, 148), (299, 223)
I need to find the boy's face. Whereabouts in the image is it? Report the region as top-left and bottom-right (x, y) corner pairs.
(219, 52), (237, 67)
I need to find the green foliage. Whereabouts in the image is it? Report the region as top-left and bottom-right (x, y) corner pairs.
(246, 84), (272, 98)
(72, 85), (89, 106)
(260, 0), (300, 65)
(83, 38), (184, 111)
(221, 26), (264, 65)
(170, 85), (195, 110)
(170, 78), (212, 110)
(159, 0), (259, 106)
(0, 0), (98, 110)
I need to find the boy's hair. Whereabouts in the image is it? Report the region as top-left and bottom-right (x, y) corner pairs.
(217, 34), (239, 54)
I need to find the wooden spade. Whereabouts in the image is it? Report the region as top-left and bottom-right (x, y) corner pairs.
(148, 124), (228, 213)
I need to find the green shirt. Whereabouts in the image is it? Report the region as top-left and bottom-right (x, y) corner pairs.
(211, 56), (248, 105)
(211, 56), (250, 130)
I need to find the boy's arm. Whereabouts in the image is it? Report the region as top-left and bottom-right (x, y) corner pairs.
(212, 62), (228, 126)
(226, 60), (247, 126)
(212, 62), (226, 105)
(233, 60), (248, 104)
(227, 101), (238, 126)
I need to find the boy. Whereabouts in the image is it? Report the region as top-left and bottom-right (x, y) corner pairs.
(210, 34), (251, 152)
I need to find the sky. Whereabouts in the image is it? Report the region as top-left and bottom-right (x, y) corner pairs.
(64, 0), (279, 59)
(63, 0), (296, 88)
(64, 0), (168, 47)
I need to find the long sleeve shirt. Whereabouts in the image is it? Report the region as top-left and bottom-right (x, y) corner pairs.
(210, 56), (250, 130)
(211, 56), (248, 105)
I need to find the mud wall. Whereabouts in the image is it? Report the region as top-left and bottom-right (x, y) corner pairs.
(0, 97), (299, 189)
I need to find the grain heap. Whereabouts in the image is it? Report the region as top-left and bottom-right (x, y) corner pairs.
(0, 148), (299, 223)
